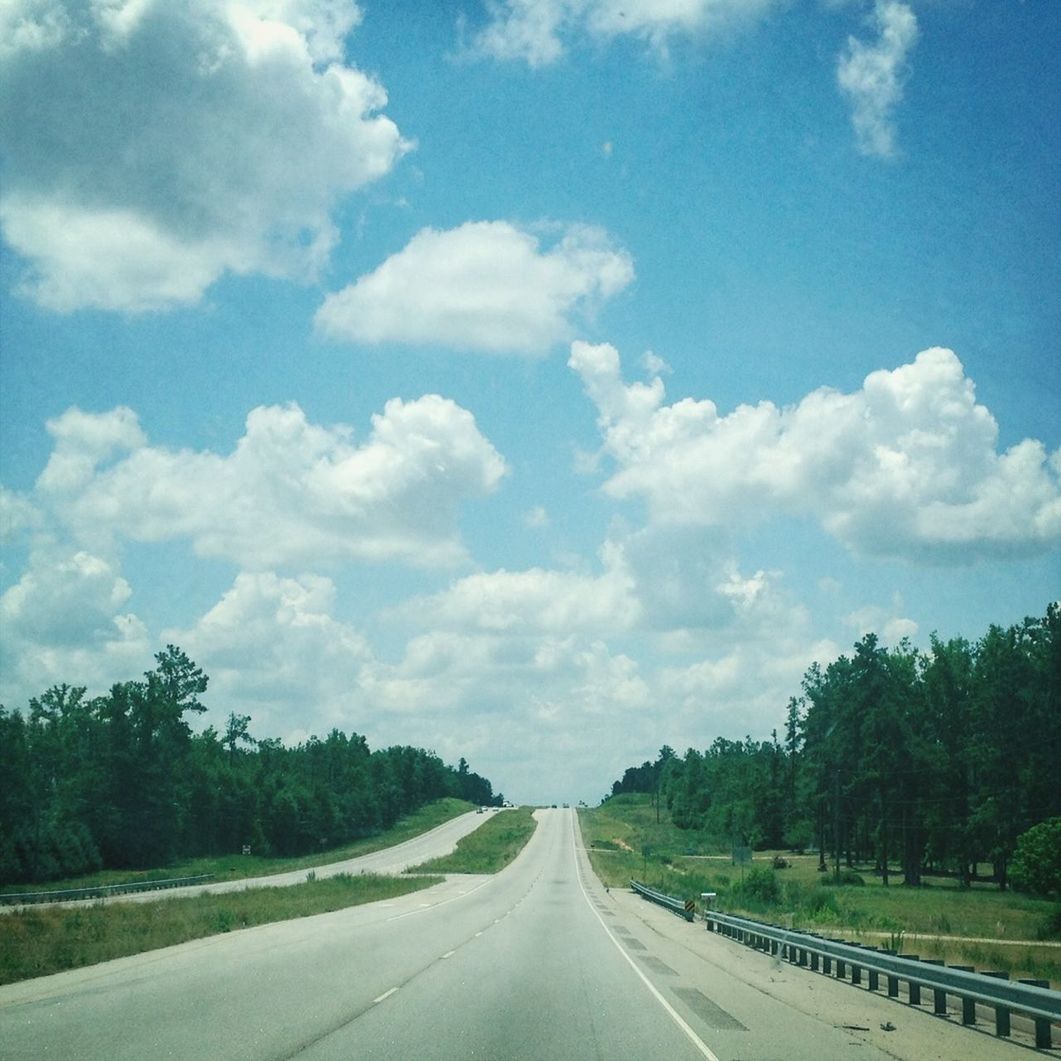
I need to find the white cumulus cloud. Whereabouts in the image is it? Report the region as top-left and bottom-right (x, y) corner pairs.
(316, 220), (634, 355)
(164, 571), (373, 740)
(0, 547), (151, 702)
(0, 0), (409, 311)
(837, 0), (918, 158)
(570, 341), (1061, 561)
(35, 398), (507, 568)
(393, 543), (640, 635)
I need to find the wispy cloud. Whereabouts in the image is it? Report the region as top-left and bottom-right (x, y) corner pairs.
(837, 0), (919, 158)
(466, 0), (779, 66)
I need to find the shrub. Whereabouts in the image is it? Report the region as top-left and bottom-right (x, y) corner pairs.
(1010, 818), (1061, 899)
(734, 867), (781, 905)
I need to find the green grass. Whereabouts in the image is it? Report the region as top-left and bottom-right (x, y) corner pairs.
(0, 873), (442, 986)
(579, 794), (1061, 986)
(2, 798), (475, 894)
(408, 807), (537, 874)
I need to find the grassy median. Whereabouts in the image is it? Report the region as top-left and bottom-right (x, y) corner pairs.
(408, 807), (537, 874)
(0, 872), (441, 986)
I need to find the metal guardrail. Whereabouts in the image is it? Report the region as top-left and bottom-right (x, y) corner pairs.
(705, 909), (1060, 1048)
(0, 874), (214, 906)
(630, 880), (695, 922)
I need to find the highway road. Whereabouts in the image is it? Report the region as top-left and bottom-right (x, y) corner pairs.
(0, 808), (1032, 1059)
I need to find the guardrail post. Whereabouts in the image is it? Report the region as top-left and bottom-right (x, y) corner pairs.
(880, 949), (899, 997)
(982, 972), (1010, 1037)
(823, 954), (832, 974)
(848, 943), (862, 984)
(900, 956), (921, 1004)
(923, 959), (947, 1014)
(1019, 980), (1052, 1048)
(951, 967), (976, 1024)
(835, 956), (846, 979)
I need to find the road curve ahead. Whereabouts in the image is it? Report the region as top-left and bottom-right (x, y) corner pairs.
(0, 809), (1026, 1059)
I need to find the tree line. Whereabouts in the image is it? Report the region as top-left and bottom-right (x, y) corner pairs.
(610, 603), (1059, 890)
(0, 646), (500, 884)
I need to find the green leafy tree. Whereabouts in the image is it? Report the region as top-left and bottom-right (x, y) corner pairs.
(1010, 818), (1061, 899)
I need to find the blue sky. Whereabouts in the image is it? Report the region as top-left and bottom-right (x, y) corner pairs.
(1, 0), (1058, 804)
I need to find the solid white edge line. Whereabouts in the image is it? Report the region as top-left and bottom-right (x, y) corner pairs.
(570, 815), (722, 1061)
(373, 987), (398, 1004)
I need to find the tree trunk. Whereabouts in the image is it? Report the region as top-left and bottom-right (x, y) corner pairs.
(880, 789), (889, 887)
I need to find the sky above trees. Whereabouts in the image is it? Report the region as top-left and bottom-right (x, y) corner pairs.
(1, 0), (1058, 805)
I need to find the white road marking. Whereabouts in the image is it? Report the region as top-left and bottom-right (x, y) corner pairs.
(373, 988), (398, 1004)
(571, 819), (722, 1061)
(385, 876), (494, 922)
(441, 950), (455, 959)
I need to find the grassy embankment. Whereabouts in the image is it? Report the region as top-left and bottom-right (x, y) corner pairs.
(580, 794), (1061, 986)
(0, 798), (481, 986)
(1, 797), (475, 896)
(408, 806), (538, 874)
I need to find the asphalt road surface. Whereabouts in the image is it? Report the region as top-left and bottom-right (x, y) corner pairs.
(0, 808), (1035, 1059)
